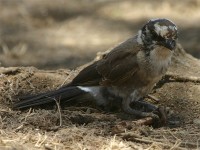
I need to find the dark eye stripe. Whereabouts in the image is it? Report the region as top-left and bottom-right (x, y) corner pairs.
(151, 31), (164, 41)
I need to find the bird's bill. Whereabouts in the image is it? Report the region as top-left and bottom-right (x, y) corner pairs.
(161, 39), (176, 50)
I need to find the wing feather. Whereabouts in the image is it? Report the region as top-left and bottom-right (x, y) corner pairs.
(69, 36), (141, 87)
(97, 37), (141, 85)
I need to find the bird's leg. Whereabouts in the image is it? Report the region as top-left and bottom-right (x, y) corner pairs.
(122, 97), (159, 119)
(131, 100), (168, 124)
(131, 100), (158, 112)
(123, 89), (168, 125)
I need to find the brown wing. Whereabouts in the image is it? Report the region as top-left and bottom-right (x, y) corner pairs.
(68, 61), (102, 86)
(68, 36), (141, 87)
(97, 37), (141, 86)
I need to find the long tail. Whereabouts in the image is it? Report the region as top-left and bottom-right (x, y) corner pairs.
(13, 86), (89, 109)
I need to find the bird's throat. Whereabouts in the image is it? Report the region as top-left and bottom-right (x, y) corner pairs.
(150, 46), (173, 61)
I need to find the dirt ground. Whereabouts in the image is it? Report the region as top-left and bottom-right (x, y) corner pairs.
(0, 0), (200, 150)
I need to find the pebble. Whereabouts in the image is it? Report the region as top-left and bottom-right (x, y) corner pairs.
(193, 119), (200, 125)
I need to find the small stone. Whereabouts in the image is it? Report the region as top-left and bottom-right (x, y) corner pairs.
(193, 119), (200, 125)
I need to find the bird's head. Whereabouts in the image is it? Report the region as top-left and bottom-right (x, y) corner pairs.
(137, 19), (178, 52)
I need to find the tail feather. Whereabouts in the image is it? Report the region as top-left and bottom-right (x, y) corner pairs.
(13, 87), (87, 109)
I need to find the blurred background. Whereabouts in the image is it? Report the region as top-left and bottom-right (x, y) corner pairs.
(0, 0), (200, 70)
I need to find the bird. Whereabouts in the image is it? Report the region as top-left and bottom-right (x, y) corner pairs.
(13, 18), (178, 119)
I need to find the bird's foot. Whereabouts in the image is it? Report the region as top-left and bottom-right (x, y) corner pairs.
(123, 103), (159, 120)
(153, 106), (168, 126)
(124, 100), (168, 126)
(130, 100), (157, 112)
(131, 101), (168, 124)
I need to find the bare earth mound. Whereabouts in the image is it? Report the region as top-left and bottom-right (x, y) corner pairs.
(0, 45), (200, 150)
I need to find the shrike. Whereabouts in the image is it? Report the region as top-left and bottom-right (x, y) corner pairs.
(14, 19), (178, 119)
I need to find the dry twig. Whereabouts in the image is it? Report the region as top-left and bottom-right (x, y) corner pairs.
(166, 72), (200, 83)
(54, 97), (62, 127)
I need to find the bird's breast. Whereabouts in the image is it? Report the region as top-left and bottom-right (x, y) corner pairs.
(137, 47), (172, 77)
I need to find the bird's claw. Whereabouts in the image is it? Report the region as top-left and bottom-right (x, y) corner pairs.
(152, 106), (168, 126)
(129, 101), (168, 126)
(146, 112), (159, 120)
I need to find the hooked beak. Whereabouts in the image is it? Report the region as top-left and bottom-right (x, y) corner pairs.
(162, 39), (176, 50)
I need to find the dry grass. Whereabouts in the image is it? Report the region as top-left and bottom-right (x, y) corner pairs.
(0, 66), (199, 150)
